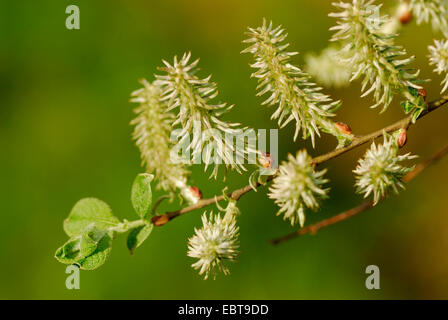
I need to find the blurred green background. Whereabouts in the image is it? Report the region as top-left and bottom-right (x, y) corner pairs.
(1, 0), (448, 299)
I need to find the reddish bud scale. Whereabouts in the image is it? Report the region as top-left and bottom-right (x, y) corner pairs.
(418, 88), (427, 101)
(397, 130), (407, 148)
(335, 122), (352, 135)
(189, 186), (203, 200)
(399, 11), (412, 24)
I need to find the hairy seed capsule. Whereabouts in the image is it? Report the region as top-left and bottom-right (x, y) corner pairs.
(397, 129), (407, 148)
(335, 122), (352, 135)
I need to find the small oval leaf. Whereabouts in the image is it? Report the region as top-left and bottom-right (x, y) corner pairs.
(131, 174), (154, 218)
(77, 233), (113, 270)
(55, 225), (113, 270)
(63, 198), (120, 237)
(127, 223), (153, 255)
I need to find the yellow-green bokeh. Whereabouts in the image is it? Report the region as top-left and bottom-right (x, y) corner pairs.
(1, 0), (448, 299)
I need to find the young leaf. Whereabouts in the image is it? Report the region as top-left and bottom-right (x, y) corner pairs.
(76, 233), (113, 270)
(127, 223), (153, 255)
(55, 236), (84, 264)
(63, 198), (120, 237)
(79, 233), (99, 258)
(80, 225), (107, 257)
(131, 173), (154, 218)
(55, 225), (113, 270)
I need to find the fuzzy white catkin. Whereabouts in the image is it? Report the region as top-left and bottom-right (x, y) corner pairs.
(243, 19), (353, 148)
(409, 0), (448, 36)
(269, 150), (329, 227)
(429, 39), (448, 92)
(156, 53), (256, 179)
(330, 0), (423, 113)
(305, 45), (352, 89)
(187, 207), (240, 280)
(130, 79), (191, 194)
(354, 133), (417, 205)
(305, 2), (412, 88)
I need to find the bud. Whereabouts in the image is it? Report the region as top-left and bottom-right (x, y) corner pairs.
(152, 214), (169, 226)
(397, 3), (412, 24)
(259, 152), (273, 168)
(181, 186), (203, 205)
(398, 11), (412, 24)
(397, 129), (407, 148)
(335, 122), (352, 135)
(189, 186), (203, 200)
(418, 88), (427, 101)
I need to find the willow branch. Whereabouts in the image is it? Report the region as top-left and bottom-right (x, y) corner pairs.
(270, 144), (448, 245)
(152, 96), (448, 227)
(313, 95), (448, 164)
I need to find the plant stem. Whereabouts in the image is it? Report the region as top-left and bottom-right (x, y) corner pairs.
(152, 96), (448, 227)
(270, 144), (448, 245)
(110, 219), (147, 233)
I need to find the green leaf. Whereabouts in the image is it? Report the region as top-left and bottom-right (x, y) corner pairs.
(55, 236), (84, 264)
(55, 225), (112, 270)
(126, 223), (153, 255)
(77, 233), (113, 270)
(407, 86), (419, 98)
(412, 107), (424, 123)
(401, 101), (414, 114)
(63, 198), (120, 237)
(80, 225), (107, 257)
(131, 174), (154, 218)
(249, 168), (277, 192)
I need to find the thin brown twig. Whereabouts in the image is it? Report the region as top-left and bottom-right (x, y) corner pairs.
(270, 144), (448, 245)
(152, 96), (448, 227)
